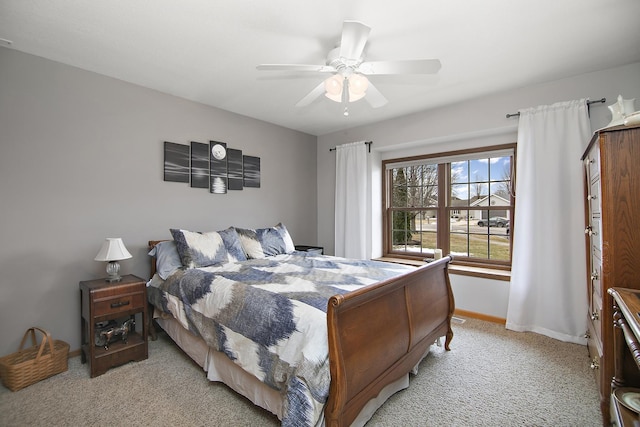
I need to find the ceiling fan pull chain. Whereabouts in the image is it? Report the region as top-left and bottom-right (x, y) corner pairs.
(341, 77), (349, 104)
(342, 77), (350, 116)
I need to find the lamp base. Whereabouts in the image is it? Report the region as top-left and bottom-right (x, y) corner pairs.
(105, 261), (122, 282)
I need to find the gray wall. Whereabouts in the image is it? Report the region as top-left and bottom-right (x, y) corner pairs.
(0, 47), (317, 356)
(317, 61), (640, 318)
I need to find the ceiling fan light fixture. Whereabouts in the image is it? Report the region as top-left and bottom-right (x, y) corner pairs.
(324, 75), (343, 94)
(349, 73), (368, 95)
(348, 91), (366, 102)
(324, 73), (368, 103)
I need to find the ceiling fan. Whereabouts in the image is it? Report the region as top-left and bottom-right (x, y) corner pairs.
(257, 20), (441, 115)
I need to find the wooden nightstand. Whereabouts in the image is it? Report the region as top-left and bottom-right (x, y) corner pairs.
(295, 245), (324, 255)
(79, 274), (148, 377)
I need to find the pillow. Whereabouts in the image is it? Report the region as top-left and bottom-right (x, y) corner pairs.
(170, 228), (229, 268)
(217, 227), (248, 263)
(148, 240), (183, 280)
(274, 223), (295, 253)
(236, 223), (295, 259)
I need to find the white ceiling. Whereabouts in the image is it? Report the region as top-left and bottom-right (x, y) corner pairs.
(1, 0), (639, 136)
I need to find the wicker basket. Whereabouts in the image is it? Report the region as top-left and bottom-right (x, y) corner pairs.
(0, 327), (69, 391)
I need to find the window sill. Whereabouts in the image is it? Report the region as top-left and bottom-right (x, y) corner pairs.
(374, 257), (511, 282)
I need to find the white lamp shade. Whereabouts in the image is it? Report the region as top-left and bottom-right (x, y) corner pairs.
(94, 238), (132, 262)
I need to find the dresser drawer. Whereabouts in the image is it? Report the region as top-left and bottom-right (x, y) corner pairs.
(589, 179), (600, 215)
(94, 292), (144, 316)
(586, 321), (601, 390)
(589, 291), (602, 342)
(586, 149), (600, 182)
(590, 253), (602, 298)
(590, 215), (602, 252)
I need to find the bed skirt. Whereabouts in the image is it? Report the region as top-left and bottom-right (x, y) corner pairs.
(155, 316), (418, 426)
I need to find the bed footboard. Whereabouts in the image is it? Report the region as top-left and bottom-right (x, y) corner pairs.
(324, 256), (454, 427)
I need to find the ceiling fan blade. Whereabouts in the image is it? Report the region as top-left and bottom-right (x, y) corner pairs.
(339, 21), (371, 60)
(358, 59), (442, 75)
(364, 82), (388, 108)
(257, 64), (336, 73)
(295, 81), (326, 107)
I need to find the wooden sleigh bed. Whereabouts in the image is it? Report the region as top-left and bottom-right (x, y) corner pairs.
(147, 234), (454, 427)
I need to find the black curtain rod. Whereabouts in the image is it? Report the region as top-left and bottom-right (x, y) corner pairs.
(506, 98), (606, 119)
(329, 141), (373, 153)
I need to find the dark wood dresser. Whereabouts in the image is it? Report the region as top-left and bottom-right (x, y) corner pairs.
(582, 124), (640, 423)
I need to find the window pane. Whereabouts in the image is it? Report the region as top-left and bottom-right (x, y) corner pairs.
(451, 161), (468, 184)
(489, 234), (511, 261)
(391, 209), (437, 254)
(489, 182), (510, 206)
(416, 210), (437, 252)
(469, 159), (488, 183)
(490, 156), (510, 182)
(450, 231), (470, 257)
(407, 185), (422, 207)
(391, 210), (411, 247)
(469, 182), (488, 201)
(451, 184), (468, 205)
(475, 210), (488, 228)
(470, 234), (489, 258)
(391, 166), (438, 208)
(392, 168), (408, 207)
(424, 185), (438, 207)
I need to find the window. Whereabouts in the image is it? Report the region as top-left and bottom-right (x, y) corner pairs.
(383, 144), (516, 268)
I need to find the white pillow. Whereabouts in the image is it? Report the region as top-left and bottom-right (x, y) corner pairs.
(148, 240), (182, 280)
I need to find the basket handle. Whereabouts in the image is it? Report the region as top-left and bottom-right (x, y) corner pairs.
(18, 327), (55, 361)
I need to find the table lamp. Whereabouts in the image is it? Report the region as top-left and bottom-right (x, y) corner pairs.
(94, 238), (132, 282)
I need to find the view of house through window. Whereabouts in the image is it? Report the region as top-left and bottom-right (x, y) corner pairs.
(384, 144), (515, 267)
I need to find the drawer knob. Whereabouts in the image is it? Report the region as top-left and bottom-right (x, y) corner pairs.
(584, 331), (591, 339)
(110, 300), (130, 309)
(587, 194), (597, 201)
(590, 358), (599, 370)
(584, 226), (597, 237)
(591, 311), (599, 321)
(591, 272), (599, 281)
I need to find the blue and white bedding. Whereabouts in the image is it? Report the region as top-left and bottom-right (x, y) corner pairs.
(147, 251), (415, 427)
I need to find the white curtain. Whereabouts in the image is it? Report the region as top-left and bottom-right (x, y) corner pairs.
(506, 99), (591, 344)
(335, 141), (368, 259)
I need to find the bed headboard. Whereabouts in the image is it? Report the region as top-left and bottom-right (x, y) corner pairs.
(148, 240), (169, 278)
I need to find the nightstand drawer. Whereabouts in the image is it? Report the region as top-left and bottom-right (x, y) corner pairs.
(94, 292), (144, 317)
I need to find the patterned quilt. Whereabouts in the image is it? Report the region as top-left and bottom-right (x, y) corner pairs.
(147, 251), (415, 427)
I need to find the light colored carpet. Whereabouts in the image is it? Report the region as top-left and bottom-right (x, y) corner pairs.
(0, 318), (602, 426)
